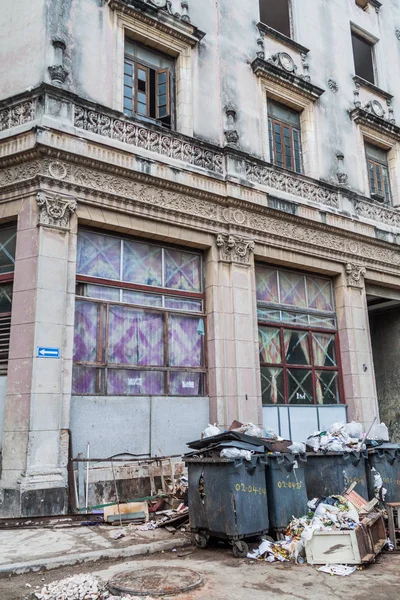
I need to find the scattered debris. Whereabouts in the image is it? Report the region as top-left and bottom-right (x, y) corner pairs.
(35, 574), (105, 600)
(307, 422), (365, 453)
(318, 564), (357, 576)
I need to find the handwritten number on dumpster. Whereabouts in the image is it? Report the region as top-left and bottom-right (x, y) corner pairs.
(235, 483), (266, 495)
(277, 481), (303, 490)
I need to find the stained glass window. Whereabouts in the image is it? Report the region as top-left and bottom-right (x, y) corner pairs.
(256, 264), (341, 406)
(74, 231), (205, 396)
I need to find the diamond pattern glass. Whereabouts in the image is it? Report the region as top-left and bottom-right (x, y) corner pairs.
(307, 276), (334, 311)
(261, 367), (284, 405)
(279, 271), (307, 307)
(164, 249), (201, 292)
(73, 301), (101, 363)
(168, 315), (203, 367)
(259, 327), (281, 363)
(316, 371), (339, 405)
(123, 240), (162, 287)
(284, 330), (310, 365)
(312, 333), (336, 367)
(288, 369), (313, 404)
(77, 231), (121, 280)
(256, 267), (279, 303)
(0, 227), (16, 275)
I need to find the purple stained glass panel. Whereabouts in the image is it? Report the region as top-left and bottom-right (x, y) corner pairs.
(123, 240), (162, 287)
(72, 365), (99, 394)
(122, 290), (162, 307)
(307, 276), (334, 312)
(86, 285), (120, 302)
(256, 267), (279, 303)
(73, 300), (101, 362)
(77, 231), (121, 280)
(107, 369), (164, 395)
(164, 249), (201, 292)
(164, 297), (202, 312)
(169, 371), (202, 396)
(108, 305), (164, 366)
(168, 315), (202, 367)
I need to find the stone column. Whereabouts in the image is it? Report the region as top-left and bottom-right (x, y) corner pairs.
(206, 233), (261, 430)
(0, 190), (77, 517)
(335, 263), (379, 428)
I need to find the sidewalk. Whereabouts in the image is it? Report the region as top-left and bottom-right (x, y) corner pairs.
(0, 525), (190, 575)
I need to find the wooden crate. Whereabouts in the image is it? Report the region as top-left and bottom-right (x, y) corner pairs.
(306, 513), (386, 565)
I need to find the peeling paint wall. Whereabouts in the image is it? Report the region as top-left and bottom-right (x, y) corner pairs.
(0, 0), (47, 100)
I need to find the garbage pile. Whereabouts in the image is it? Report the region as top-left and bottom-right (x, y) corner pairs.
(248, 495), (359, 564)
(306, 422), (365, 453)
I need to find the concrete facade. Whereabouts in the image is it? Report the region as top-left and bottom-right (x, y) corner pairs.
(0, 0), (400, 516)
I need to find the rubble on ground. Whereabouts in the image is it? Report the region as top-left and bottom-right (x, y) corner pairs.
(34, 574), (156, 600)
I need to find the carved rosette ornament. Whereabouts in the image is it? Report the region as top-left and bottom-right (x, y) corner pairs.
(36, 192), (77, 230)
(345, 263), (366, 288)
(216, 234), (255, 265)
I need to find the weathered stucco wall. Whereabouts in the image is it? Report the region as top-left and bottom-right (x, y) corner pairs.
(0, 0), (47, 100)
(369, 307), (400, 443)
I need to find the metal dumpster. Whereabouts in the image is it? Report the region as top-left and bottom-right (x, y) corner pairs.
(367, 446), (400, 503)
(185, 454), (269, 557)
(265, 453), (309, 538)
(305, 452), (368, 499)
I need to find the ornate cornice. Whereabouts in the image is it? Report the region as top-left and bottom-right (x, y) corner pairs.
(346, 263), (366, 288)
(256, 22), (309, 55)
(108, 0), (205, 44)
(349, 107), (400, 141)
(216, 233), (255, 265)
(245, 160), (339, 209)
(251, 57), (324, 102)
(0, 99), (36, 132)
(36, 191), (77, 230)
(74, 105), (224, 175)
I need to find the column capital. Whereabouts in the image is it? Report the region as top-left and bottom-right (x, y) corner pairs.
(345, 263), (366, 288)
(36, 191), (77, 230)
(216, 233), (255, 265)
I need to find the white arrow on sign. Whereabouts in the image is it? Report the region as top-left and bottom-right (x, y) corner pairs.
(39, 349), (59, 357)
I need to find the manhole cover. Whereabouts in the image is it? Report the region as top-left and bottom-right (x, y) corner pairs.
(107, 567), (203, 597)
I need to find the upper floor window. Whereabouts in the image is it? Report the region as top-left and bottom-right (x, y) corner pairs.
(268, 100), (302, 174)
(365, 143), (391, 203)
(124, 39), (174, 129)
(259, 0), (291, 38)
(351, 31), (375, 84)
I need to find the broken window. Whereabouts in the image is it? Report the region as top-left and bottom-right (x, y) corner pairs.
(124, 39), (174, 129)
(256, 265), (342, 406)
(268, 100), (302, 174)
(0, 225), (16, 375)
(259, 0), (291, 38)
(352, 31), (375, 84)
(73, 230), (206, 396)
(365, 142), (391, 203)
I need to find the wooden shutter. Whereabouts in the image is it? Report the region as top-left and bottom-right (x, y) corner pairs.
(156, 68), (170, 120)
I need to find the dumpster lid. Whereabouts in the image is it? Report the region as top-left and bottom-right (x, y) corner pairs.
(187, 431), (272, 450)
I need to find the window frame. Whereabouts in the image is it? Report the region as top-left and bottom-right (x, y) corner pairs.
(0, 224), (17, 376)
(365, 143), (391, 203)
(259, 0), (293, 39)
(73, 230), (207, 397)
(351, 30), (376, 86)
(256, 264), (344, 407)
(268, 101), (303, 174)
(124, 40), (175, 129)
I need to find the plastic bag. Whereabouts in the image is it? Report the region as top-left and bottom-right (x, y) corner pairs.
(369, 422), (389, 441)
(288, 442), (306, 454)
(202, 424), (220, 438)
(220, 448), (252, 461)
(345, 421), (363, 440)
(234, 422), (264, 437)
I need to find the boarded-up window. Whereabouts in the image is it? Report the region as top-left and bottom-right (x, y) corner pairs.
(259, 0), (291, 38)
(73, 230), (206, 396)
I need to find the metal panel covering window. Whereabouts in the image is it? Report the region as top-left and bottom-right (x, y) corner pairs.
(365, 142), (391, 203)
(256, 265), (343, 406)
(124, 39), (174, 129)
(268, 100), (302, 174)
(73, 230), (206, 396)
(0, 225), (16, 376)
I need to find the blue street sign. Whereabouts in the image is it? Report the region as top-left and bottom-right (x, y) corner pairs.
(37, 347), (60, 359)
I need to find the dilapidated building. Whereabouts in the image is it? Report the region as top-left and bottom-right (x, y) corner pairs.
(1, 0), (400, 517)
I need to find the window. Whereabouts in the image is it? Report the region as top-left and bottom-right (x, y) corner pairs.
(351, 32), (375, 84)
(73, 230), (206, 396)
(256, 265), (342, 406)
(365, 143), (391, 203)
(0, 226), (16, 375)
(268, 100), (302, 174)
(259, 0), (291, 38)
(124, 39), (174, 128)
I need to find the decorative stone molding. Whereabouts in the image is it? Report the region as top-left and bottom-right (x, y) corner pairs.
(48, 64), (69, 84)
(224, 106), (239, 148)
(328, 79), (339, 93)
(245, 161), (339, 208)
(345, 263), (366, 288)
(336, 151), (348, 186)
(396, 29), (400, 41)
(0, 99), (36, 132)
(36, 192), (77, 230)
(216, 234), (255, 265)
(256, 37), (265, 60)
(349, 106), (400, 142)
(74, 105), (224, 174)
(251, 57), (324, 103)
(353, 200), (400, 228)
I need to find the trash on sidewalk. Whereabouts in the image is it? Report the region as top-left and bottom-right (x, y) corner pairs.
(318, 564), (357, 576)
